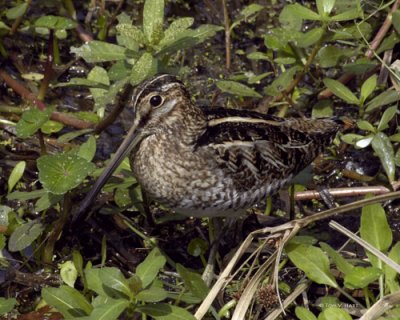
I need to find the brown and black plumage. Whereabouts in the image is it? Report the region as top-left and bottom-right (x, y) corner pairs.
(74, 74), (343, 220)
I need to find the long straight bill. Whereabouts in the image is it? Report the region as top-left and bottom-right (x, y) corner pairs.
(72, 123), (145, 222)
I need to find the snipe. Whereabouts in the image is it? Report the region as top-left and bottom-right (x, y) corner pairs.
(74, 74), (343, 220)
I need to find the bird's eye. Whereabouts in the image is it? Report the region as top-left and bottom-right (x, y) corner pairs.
(150, 95), (163, 107)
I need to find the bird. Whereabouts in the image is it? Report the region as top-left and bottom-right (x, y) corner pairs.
(73, 74), (344, 221)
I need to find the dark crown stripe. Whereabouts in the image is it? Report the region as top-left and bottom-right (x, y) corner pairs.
(131, 74), (185, 108)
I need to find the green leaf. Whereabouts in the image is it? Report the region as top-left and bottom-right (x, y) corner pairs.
(385, 242), (400, 293)
(216, 80), (262, 98)
(0, 297), (17, 315)
(378, 105), (397, 132)
(143, 0), (164, 44)
(316, 0), (335, 15)
(71, 41), (128, 63)
(356, 120), (375, 133)
(37, 153), (96, 195)
(176, 264), (209, 299)
(136, 303), (197, 320)
(295, 306), (317, 320)
(35, 192), (62, 212)
(156, 24), (223, 56)
(319, 242), (353, 275)
(286, 244), (338, 288)
(7, 161), (25, 193)
(331, 8), (362, 21)
(86, 268), (107, 296)
(279, 4), (303, 30)
(316, 46), (353, 68)
(231, 4), (264, 31)
(16, 107), (52, 138)
(136, 286), (168, 302)
(297, 28), (324, 48)
(0, 206), (11, 227)
(136, 247), (166, 288)
(344, 266), (382, 289)
(158, 17), (194, 49)
(88, 299), (129, 320)
(59, 261), (78, 288)
(130, 52), (158, 86)
(393, 10), (400, 35)
(365, 90), (400, 113)
(360, 75), (377, 104)
(291, 4), (321, 21)
(41, 120), (64, 134)
(98, 267), (133, 299)
(360, 200), (392, 267)
(318, 307), (352, 320)
(8, 221), (44, 252)
(35, 15), (77, 30)
(187, 238), (209, 257)
(5, 3), (28, 19)
(264, 66), (300, 96)
(7, 189), (47, 201)
(323, 78), (359, 105)
(78, 136), (97, 162)
(116, 23), (147, 47)
(42, 285), (92, 318)
(371, 132), (396, 182)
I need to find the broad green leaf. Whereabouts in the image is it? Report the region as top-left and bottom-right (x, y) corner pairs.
(176, 264), (209, 299)
(264, 66), (300, 96)
(360, 200), (392, 267)
(344, 266), (382, 289)
(356, 120), (375, 133)
(136, 286), (168, 302)
(320, 242), (353, 275)
(279, 4), (303, 30)
(331, 8), (362, 21)
(0, 21), (10, 31)
(41, 120), (63, 134)
(231, 4), (264, 31)
(316, 46), (353, 68)
(86, 268), (107, 296)
(88, 66), (110, 85)
(35, 192), (62, 212)
(371, 132), (395, 182)
(136, 247), (166, 288)
(59, 261), (78, 288)
(318, 307), (352, 320)
(312, 100), (333, 119)
(393, 10), (400, 35)
(385, 242), (400, 293)
(71, 41), (128, 63)
(316, 0), (335, 15)
(136, 303), (197, 320)
(295, 306), (317, 320)
(378, 105), (397, 131)
(78, 136), (97, 162)
(158, 17), (194, 49)
(54, 78), (109, 88)
(377, 32), (400, 54)
(16, 107), (52, 138)
(88, 299), (129, 320)
(156, 24), (223, 55)
(247, 51), (270, 61)
(116, 23), (147, 47)
(131, 52), (158, 86)
(5, 3), (27, 19)
(57, 129), (93, 144)
(143, 0), (164, 44)
(97, 267), (133, 299)
(42, 285), (92, 318)
(35, 15), (77, 30)
(323, 78), (359, 105)
(330, 22), (372, 41)
(292, 3), (321, 21)
(0, 297), (17, 315)
(37, 153), (96, 194)
(365, 90), (400, 112)
(8, 161), (25, 193)
(8, 221), (44, 252)
(216, 80), (262, 98)
(286, 244), (338, 288)
(297, 28), (324, 48)
(360, 74), (377, 104)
